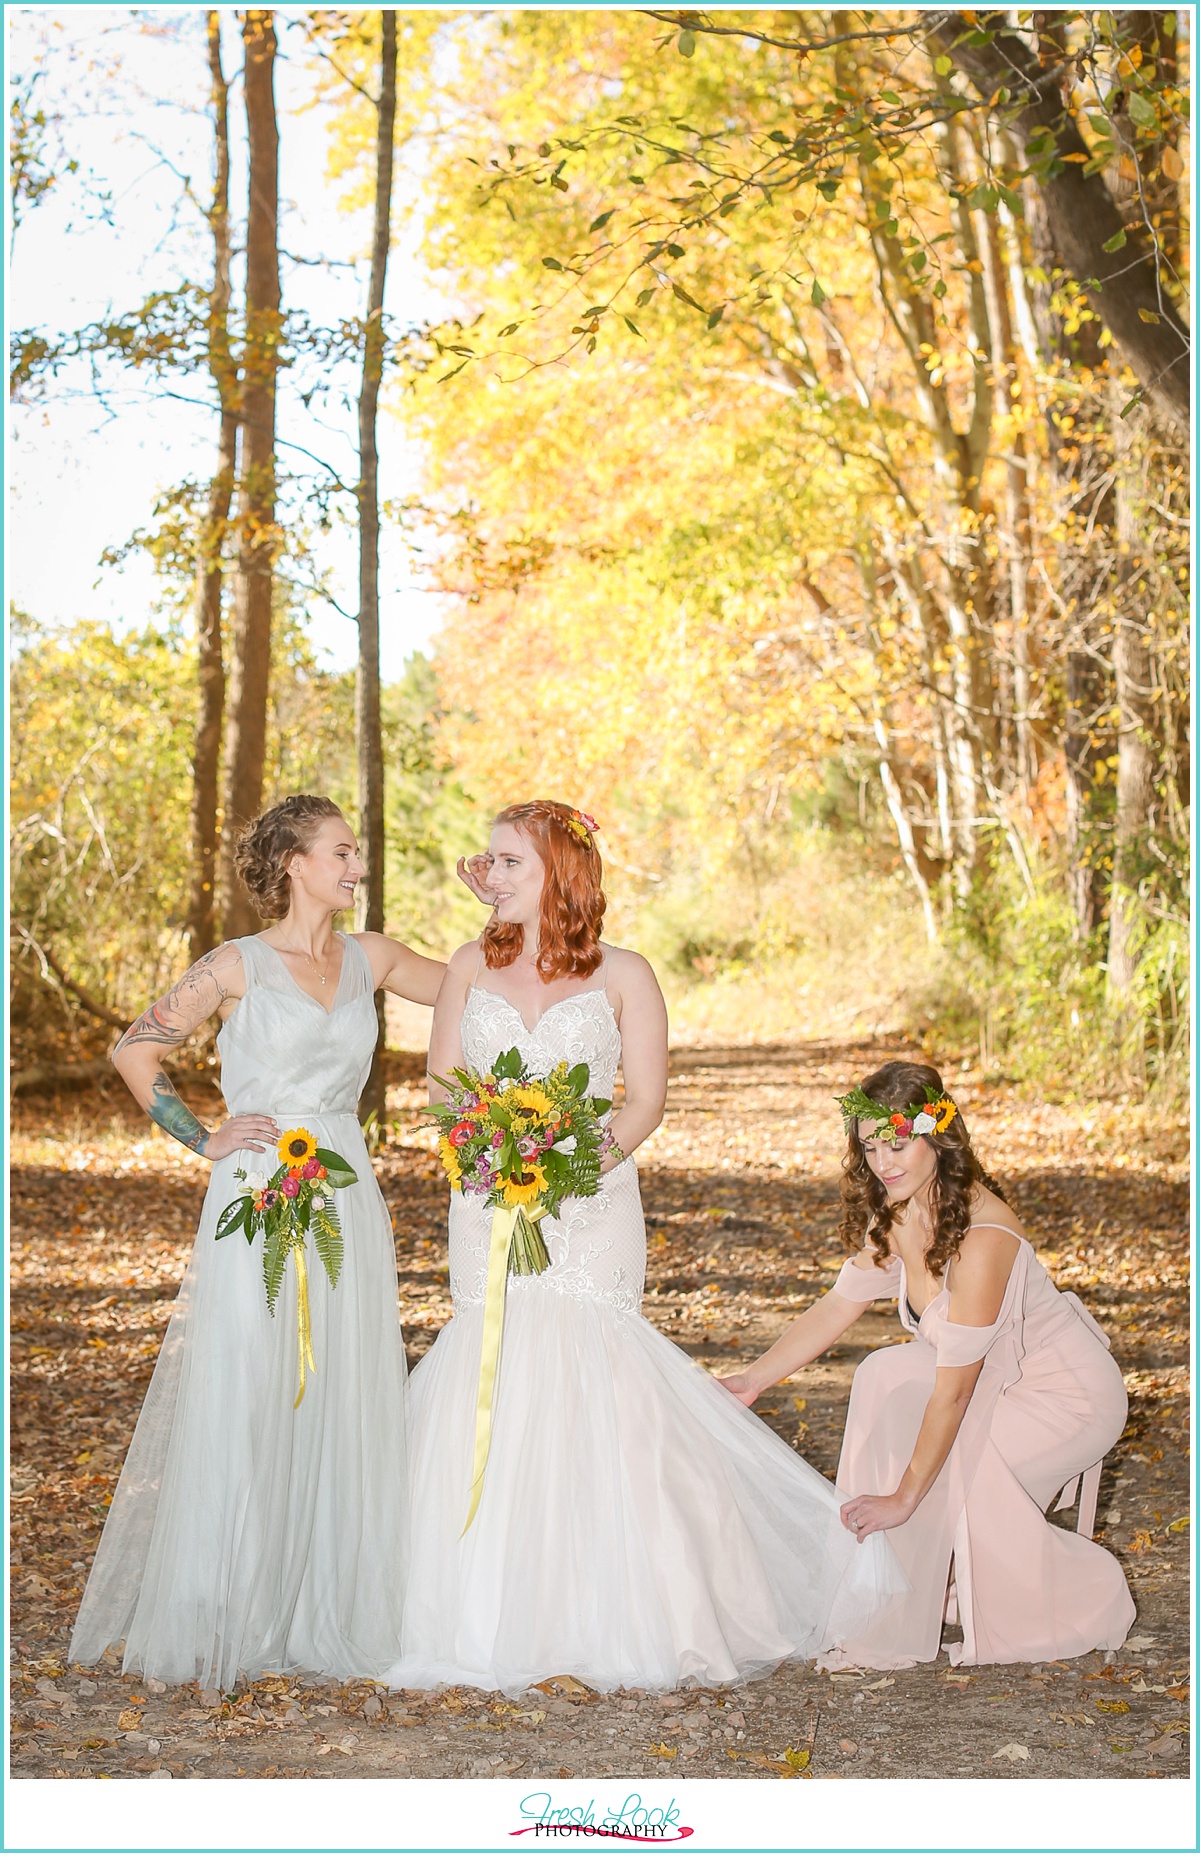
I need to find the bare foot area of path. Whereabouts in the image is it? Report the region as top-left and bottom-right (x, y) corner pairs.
(10, 1039), (1190, 1781)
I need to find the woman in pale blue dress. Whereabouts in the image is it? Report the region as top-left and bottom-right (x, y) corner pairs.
(70, 795), (443, 1688)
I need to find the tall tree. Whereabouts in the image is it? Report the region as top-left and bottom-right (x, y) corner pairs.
(220, 7), (280, 935)
(356, 9), (398, 1128)
(187, 11), (238, 959)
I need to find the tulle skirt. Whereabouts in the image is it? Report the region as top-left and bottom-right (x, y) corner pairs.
(389, 1283), (905, 1694)
(70, 1114), (410, 1688)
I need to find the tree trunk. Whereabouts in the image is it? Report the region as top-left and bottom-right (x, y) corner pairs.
(933, 12), (1189, 433)
(1107, 396), (1158, 998)
(220, 8), (280, 936)
(356, 10), (398, 1131)
(873, 720), (938, 945)
(1064, 650), (1101, 939)
(187, 11), (238, 960)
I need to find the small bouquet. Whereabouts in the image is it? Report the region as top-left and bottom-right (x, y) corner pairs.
(430, 1047), (612, 1276)
(429, 1048), (614, 1530)
(216, 1127), (357, 1405)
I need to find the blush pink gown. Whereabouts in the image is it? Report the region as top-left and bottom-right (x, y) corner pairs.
(822, 1226), (1135, 1669)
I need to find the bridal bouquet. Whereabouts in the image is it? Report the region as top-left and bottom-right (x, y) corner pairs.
(430, 1047), (612, 1276)
(430, 1048), (613, 1529)
(216, 1127), (357, 1406)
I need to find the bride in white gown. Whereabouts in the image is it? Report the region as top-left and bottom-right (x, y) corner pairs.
(390, 799), (903, 1695)
(70, 795), (444, 1687)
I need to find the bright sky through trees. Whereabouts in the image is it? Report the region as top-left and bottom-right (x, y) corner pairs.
(9, 6), (448, 675)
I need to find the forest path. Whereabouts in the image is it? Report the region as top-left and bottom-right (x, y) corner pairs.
(10, 1037), (1189, 1783)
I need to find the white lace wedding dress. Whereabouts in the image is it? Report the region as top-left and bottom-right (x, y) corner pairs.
(70, 935), (410, 1687)
(389, 968), (904, 1694)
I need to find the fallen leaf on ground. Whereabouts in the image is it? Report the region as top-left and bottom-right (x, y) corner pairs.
(838, 1739), (858, 1757)
(864, 1676), (895, 1690)
(645, 1742), (678, 1759)
(991, 1743), (1030, 1762)
(783, 1746), (810, 1770)
(1096, 1699), (1131, 1713)
(1123, 1635), (1157, 1650)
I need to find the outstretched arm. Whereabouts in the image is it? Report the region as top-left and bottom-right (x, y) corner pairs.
(357, 932), (446, 1007)
(840, 1227), (1018, 1540)
(718, 1287), (870, 1404)
(112, 944), (277, 1161)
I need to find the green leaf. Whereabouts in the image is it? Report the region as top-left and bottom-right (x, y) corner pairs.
(216, 1197), (251, 1241)
(312, 1206), (343, 1292)
(314, 1148), (358, 1189)
(1137, 307), (1161, 323)
(1102, 228), (1127, 252)
(811, 279), (826, 306)
(591, 1097), (612, 1116)
(1087, 112), (1112, 137)
(933, 279), (948, 298)
(879, 90), (902, 105)
(567, 1063), (590, 1094)
(707, 304), (725, 329)
(1127, 91), (1158, 131)
(588, 210), (614, 232)
(541, 256), (564, 271)
(262, 1223), (288, 1316)
(934, 54), (953, 76)
(677, 28), (695, 57)
(624, 316), (644, 338)
(671, 281), (706, 313)
(816, 179), (839, 201)
(666, 242), (685, 258)
(495, 1048), (525, 1079)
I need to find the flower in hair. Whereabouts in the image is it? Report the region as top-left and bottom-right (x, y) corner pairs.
(565, 808), (599, 845)
(836, 1083), (957, 1147)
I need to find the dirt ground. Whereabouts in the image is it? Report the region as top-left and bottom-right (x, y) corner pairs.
(9, 1037), (1190, 1783)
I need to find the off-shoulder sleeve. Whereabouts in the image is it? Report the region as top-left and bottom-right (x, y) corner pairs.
(930, 1314), (1005, 1368)
(831, 1254), (902, 1303)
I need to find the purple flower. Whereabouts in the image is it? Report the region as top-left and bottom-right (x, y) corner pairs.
(280, 1175), (301, 1199)
(491, 1131), (504, 1148)
(517, 1135), (540, 1158)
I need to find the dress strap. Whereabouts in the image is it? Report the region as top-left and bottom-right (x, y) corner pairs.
(472, 940), (486, 986)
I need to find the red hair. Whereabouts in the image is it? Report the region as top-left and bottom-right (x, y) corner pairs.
(482, 799), (605, 979)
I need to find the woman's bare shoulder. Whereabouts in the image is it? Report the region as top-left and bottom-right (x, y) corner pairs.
(446, 938), (485, 976)
(967, 1185), (1025, 1242)
(601, 944), (660, 987)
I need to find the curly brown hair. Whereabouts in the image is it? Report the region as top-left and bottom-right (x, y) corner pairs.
(482, 800), (605, 980)
(838, 1059), (1011, 1278)
(233, 794), (346, 922)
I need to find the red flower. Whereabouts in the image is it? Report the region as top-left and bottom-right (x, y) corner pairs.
(316, 1164), (327, 1180)
(300, 1157), (322, 1179)
(280, 1175), (301, 1199)
(448, 1121), (474, 1148)
(889, 1113), (913, 1137)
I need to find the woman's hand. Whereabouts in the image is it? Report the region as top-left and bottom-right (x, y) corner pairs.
(457, 854), (494, 906)
(839, 1490), (916, 1542)
(716, 1371), (761, 1407)
(204, 1113), (281, 1162)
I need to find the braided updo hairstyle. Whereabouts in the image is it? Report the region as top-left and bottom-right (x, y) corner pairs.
(233, 794), (346, 922)
(838, 1059), (1011, 1278)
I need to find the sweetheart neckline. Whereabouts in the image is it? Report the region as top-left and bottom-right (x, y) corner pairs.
(467, 984), (617, 1038)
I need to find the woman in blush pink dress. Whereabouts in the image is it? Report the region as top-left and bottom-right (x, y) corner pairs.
(721, 1060), (1135, 1670)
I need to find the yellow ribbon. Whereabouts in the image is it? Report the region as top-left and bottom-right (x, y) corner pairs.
(292, 1243), (317, 1409)
(462, 1204), (519, 1534)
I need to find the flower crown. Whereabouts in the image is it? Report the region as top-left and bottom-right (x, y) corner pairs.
(836, 1083), (958, 1146)
(564, 807), (599, 847)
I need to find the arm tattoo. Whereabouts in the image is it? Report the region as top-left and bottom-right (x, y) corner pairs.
(116, 948), (234, 1055)
(147, 1071), (210, 1156)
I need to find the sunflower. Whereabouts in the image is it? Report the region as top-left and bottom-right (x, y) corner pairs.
(511, 1084), (554, 1118)
(278, 1127), (318, 1172)
(933, 1097), (958, 1134)
(438, 1136), (464, 1188)
(501, 1165), (546, 1208)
